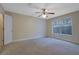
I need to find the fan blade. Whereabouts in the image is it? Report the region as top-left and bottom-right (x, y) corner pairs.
(47, 13), (55, 14)
(35, 12), (41, 13)
(38, 14), (42, 17)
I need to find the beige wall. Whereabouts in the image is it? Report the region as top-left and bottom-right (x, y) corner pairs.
(9, 13), (47, 41)
(47, 11), (79, 44)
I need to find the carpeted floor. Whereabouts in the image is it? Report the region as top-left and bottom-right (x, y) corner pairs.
(1, 38), (79, 55)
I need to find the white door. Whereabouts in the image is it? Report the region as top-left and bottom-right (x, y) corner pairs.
(4, 15), (12, 45)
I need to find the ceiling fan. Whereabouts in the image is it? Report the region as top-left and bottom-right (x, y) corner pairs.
(35, 9), (55, 18)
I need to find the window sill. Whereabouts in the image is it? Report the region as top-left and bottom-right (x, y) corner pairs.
(53, 33), (72, 36)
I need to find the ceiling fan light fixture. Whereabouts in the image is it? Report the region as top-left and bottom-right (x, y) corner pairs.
(45, 9), (48, 12)
(42, 14), (47, 18)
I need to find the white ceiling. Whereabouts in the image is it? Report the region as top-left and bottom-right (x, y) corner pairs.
(1, 3), (79, 19)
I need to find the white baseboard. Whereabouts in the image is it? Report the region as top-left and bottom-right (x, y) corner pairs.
(13, 36), (45, 43)
(13, 38), (32, 42)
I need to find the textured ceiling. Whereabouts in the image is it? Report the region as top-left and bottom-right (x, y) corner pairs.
(1, 3), (79, 19)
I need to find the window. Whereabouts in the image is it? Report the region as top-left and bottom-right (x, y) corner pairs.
(52, 16), (72, 35)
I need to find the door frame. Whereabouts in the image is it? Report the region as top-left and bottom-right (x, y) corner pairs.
(0, 13), (4, 51)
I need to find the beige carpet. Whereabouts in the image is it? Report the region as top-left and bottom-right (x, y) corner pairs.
(1, 38), (79, 55)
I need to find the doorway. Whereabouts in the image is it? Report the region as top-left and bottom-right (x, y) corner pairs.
(4, 14), (12, 45)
